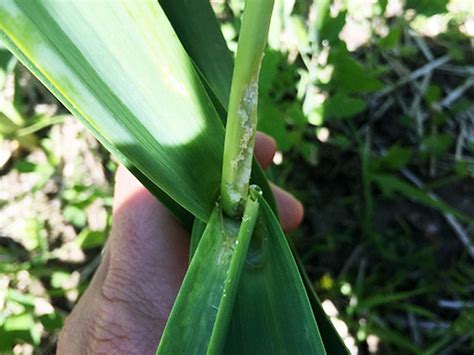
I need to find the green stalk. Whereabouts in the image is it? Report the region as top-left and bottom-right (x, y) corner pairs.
(207, 186), (260, 354)
(221, 0), (274, 217)
(157, 188), (260, 354)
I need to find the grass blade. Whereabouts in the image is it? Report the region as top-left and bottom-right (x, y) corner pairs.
(0, 0), (224, 222)
(188, 194), (329, 353)
(160, 0), (233, 110)
(291, 242), (349, 354)
(158, 191), (260, 354)
(224, 193), (327, 354)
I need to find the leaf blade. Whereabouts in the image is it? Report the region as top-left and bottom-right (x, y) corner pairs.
(158, 195), (259, 354)
(1, 0), (224, 221)
(224, 194), (327, 354)
(163, 3), (348, 351)
(161, 0), (278, 215)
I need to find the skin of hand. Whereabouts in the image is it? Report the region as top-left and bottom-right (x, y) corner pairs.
(57, 133), (304, 354)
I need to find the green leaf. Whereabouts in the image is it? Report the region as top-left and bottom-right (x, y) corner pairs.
(327, 46), (383, 94)
(3, 312), (40, 346)
(290, 243), (349, 354)
(64, 205), (87, 228)
(0, 0), (225, 222)
(189, 218), (207, 262)
(425, 84), (442, 106)
(258, 97), (291, 151)
(378, 0), (388, 14)
(378, 24), (401, 50)
(160, 0), (234, 110)
(39, 311), (64, 332)
(379, 144), (412, 170)
(372, 174), (474, 224)
(405, 0), (449, 16)
(289, 15), (310, 52)
(369, 326), (422, 353)
(224, 194), (327, 354)
(259, 49), (280, 95)
(75, 229), (106, 250)
(358, 288), (431, 309)
(0, 46), (16, 89)
(314, 0), (331, 33)
(319, 10), (347, 44)
(421, 133), (453, 156)
(7, 290), (35, 308)
(14, 160), (37, 173)
(158, 193), (260, 354)
(188, 196), (329, 354)
(324, 93), (367, 119)
(15, 114), (65, 137)
(51, 271), (71, 289)
(3, 313), (35, 332)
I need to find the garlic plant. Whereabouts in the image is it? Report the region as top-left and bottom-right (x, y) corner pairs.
(0, 0), (348, 353)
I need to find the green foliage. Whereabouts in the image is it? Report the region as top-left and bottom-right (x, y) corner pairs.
(378, 144), (413, 171)
(406, 0), (449, 16)
(327, 47), (383, 95)
(324, 93), (367, 120)
(1, 0), (473, 353)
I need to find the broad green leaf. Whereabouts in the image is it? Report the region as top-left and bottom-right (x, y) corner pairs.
(421, 133), (453, 157)
(160, 0), (234, 110)
(3, 312), (41, 346)
(290, 242), (349, 355)
(188, 195), (330, 354)
(224, 194), (326, 354)
(258, 97), (291, 151)
(320, 10), (347, 44)
(0, 0), (225, 222)
(405, 0), (449, 16)
(189, 217), (207, 263)
(158, 193), (260, 354)
(378, 144), (412, 171)
(324, 93), (367, 120)
(379, 24), (402, 50)
(328, 46), (383, 94)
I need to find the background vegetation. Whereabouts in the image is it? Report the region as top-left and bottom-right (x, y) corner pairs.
(1, 0), (473, 353)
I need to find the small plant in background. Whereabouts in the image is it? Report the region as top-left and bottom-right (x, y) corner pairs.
(1, 0), (473, 353)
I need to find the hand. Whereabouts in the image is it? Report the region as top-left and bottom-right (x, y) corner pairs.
(57, 133), (304, 354)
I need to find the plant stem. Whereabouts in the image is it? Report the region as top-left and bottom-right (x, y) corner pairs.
(207, 186), (261, 354)
(221, 0), (274, 217)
